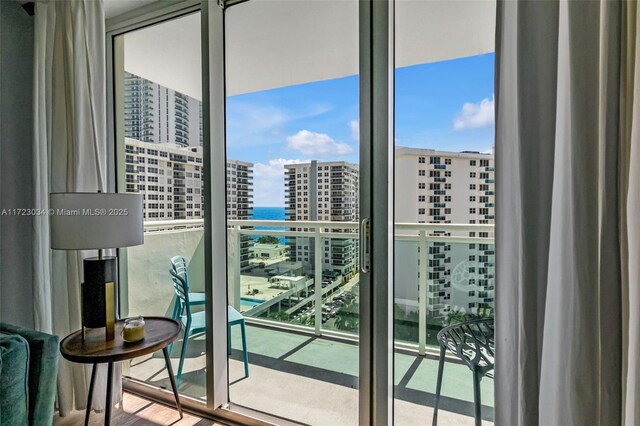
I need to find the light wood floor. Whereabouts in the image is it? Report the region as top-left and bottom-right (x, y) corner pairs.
(53, 392), (222, 426)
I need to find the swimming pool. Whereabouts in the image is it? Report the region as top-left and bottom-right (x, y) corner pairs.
(240, 297), (265, 309)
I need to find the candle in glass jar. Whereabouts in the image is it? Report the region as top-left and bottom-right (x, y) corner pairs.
(122, 316), (145, 342)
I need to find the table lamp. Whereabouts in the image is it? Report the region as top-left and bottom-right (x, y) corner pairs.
(50, 192), (144, 341)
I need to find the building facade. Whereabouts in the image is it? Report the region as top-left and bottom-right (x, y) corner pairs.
(284, 160), (359, 277)
(226, 160), (255, 271)
(124, 72), (202, 147)
(394, 147), (495, 322)
(124, 138), (204, 220)
(124, 138), (254, 269)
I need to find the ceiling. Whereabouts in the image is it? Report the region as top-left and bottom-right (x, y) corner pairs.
(103, 0), (159, 19)
(120, 0), (496, 100)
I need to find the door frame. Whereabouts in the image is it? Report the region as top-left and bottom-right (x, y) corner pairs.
(358, 0), (395, 424)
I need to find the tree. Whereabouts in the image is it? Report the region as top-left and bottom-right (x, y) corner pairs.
(267, 311), (290, 321)
(443, 306), (493, 326)
(256, 235), (280, 245)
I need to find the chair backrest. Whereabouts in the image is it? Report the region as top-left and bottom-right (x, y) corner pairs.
(170, 269), (191, 319)
(437, 317), (494, 377)
(171, 256), (189, 287)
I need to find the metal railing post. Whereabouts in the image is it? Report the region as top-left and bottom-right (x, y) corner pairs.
(418, 229), (427, 356)
(314, 228), (323, 336)
(233, 224), (241, 310)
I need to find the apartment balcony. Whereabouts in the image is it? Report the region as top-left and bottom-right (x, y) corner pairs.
(124, 219), (495, 425)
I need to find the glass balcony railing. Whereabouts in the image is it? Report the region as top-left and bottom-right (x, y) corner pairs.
(128, 219), (494, 348)
(124, 219), (495, 422)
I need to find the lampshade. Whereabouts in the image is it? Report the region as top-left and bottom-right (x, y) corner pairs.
(50, 193), (144, 250)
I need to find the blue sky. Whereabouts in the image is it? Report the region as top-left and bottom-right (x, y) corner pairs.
(226, 53), (495, 207)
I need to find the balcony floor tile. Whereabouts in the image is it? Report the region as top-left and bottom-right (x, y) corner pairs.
(127, 323), (493, 425)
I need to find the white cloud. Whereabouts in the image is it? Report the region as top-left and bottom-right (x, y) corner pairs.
(349, 119), (359, 141)
(453, 96), (495, 131)
(253, 158), (306, 207)
(227, 102), (333, 134)
(286, 130), (353, 157)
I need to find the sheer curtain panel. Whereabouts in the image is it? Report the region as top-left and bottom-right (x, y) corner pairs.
(33, 0), (121, 416)
(495, 1), (640, 425)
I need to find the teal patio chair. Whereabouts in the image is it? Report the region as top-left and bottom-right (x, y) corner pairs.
(228, 305), (249, 378)
(170, 256), (205, 312)
(169, 270), (249, 387)
(169, 269), (206, 387)
(167, 256), (205, 356)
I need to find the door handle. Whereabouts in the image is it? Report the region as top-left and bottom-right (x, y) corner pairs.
(360, 218), (370, 273)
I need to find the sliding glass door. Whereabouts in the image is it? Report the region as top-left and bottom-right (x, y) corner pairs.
(204, 0), (394, 423)
(221, 1), (363, 423)
(112, 9), (209, 404)
(393, 2), (496, 425)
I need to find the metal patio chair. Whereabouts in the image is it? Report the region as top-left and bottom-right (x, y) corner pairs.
(432, 317), (494, 426)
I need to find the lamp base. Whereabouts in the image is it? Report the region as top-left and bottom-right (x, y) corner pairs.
(82, 257), (117, 341)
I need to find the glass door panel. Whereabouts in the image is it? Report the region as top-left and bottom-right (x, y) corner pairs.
(393, 1), (496, 425)
(114, 11), (208, 402)
(223, 1), (360, 423)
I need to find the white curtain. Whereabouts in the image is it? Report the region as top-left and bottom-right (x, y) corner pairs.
(33, 0), (122, 416)
(496, 1), (640, 425)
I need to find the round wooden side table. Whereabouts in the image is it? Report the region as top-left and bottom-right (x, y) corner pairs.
(60, 317), (182, 426)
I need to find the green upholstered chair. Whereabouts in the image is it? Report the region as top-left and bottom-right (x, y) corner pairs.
(0, 323), (59, 426)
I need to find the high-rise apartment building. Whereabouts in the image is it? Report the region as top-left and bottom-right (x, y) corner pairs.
(394, 147), (495, 321)
(226, 160), (254, 220)
(124, 138), (204, 220)
(124, 138), (254, 269)
(227, 160), (255, 271)
(284, 160), (359, 277)
(124, 72), (202, 147)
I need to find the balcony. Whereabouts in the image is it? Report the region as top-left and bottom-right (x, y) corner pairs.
(124, 219), (495, 425)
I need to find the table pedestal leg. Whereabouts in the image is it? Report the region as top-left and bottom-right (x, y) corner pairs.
(105, 362), (114, 426)
(163, 347), (183, 418)
(84, 364), (97, 426)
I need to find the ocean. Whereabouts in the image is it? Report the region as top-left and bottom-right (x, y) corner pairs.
(251, 206), (286, 222)
(251, 206), (287, 243)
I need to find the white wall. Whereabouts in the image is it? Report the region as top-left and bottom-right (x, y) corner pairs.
(0, 2), (35, 328)
(125, 229), (204, 317)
